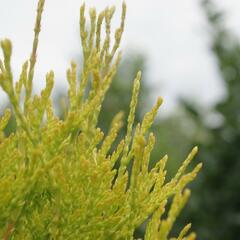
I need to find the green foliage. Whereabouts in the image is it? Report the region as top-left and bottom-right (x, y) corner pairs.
(0, 1), (201, 239)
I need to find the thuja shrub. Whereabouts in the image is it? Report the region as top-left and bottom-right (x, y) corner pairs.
(0, 0), (202, 239)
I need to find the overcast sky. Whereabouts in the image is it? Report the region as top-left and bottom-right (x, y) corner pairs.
(0, 0), (240, 113)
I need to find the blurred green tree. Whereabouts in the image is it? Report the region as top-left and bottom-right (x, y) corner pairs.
(176, 1), (240, 239)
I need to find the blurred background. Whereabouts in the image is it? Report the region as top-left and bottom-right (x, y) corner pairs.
(1, 0), (240, 239)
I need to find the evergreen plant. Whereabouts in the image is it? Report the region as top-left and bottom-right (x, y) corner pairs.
(0, 1), (201, 239)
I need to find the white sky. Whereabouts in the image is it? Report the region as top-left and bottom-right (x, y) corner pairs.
(0, 0), (240, 113)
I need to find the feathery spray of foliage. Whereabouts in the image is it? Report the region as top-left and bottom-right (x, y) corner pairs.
(0, 0), (201, 239)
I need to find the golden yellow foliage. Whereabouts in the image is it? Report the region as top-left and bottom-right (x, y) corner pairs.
(0, 1), (201, 239)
